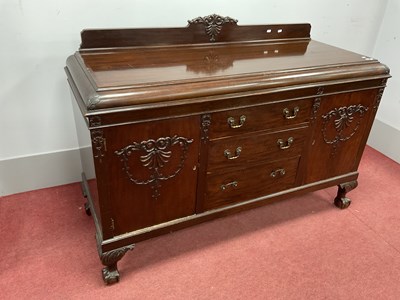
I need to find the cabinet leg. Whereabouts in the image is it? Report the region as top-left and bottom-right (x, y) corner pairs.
(334, 180), (358, 209)
(100, 245), (135, 284)
(79, 180), (92, 216)
(80, 181), (88, 198)
(84, 201), (92, 216)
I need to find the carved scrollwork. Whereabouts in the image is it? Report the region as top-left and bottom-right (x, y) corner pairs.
(89, 116), (106, 162)
(373, 88), (384, 111)
(89, 116), (107, 163)
(311, 87), (324, 123)
(322, 104), (368, 155)
(373, 87), (385, 111)
(88, 94), (101, 110)
(201, 114), (212, 142)
(311, 98), (321, 123)
(101, 245), (135, 267)
(188, 14), (238, 42)
(89, 116), (102, 127)
(373, 79), (387, 111)
(115, 136), (193, 198)
(91, 129), (106, 162)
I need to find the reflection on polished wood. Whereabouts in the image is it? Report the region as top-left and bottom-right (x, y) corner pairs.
(65, 15), (390, 283)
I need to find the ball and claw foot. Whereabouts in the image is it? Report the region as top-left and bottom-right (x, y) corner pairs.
(84, 202), (92, 216)
(100, 245), (135, 284)
(334, 180), (358, 209)
(102, 265), (120, 284)
(334, 196), (351, 209)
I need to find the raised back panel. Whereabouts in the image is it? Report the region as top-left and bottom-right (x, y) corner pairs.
(80, 14), (311, 50)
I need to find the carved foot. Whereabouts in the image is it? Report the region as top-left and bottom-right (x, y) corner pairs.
(84, 201), (91, 216)
(102, 264), (120, 284)
(334, 180), (358, 209)
(334, 196), (351, 209)
(100, 245), (135, 284)
(80, 181), (91, 215)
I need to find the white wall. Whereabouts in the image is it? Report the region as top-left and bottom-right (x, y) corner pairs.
(0, 0), (391, 195)
(368, 0), (400, 162)
(373, 0), (400, 129)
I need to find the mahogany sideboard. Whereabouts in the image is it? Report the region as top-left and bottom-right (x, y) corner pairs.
(65, 15), (390, 284)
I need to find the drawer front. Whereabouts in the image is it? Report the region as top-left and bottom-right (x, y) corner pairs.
(204, 156), (300, 210)
(207, 126), (308, 173)
(209, 98), (313, 139)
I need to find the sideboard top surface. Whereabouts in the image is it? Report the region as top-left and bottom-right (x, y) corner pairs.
(78, 40), (374, 90)
(65, 18), (390, 112)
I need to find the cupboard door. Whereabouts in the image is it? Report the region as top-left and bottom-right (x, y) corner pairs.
(304, 89), (380, 183)
(101, 117), (200, 234)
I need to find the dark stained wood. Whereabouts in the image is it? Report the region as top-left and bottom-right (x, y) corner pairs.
(303, 89), (381, 183)
(100, 171), (359, 251)
(334, 180), (358, 209)
(204, 156), (300, 210)
(67, 48), (389, 113)
(207, 126), (308, 173)
(103, 117), (200, 234)
(100, 245), (134, 284)
(208, 98), (313, 139)
(74, 78), (384, 129)
(80, 40), (310, 71)
(65, 17), (390, 283)
(77, 40), (379, 91)
(80, 21), (311, 49)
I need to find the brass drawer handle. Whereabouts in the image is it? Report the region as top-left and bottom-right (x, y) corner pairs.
(270, 168), (286, 178)
(283, 107), (299, 119)
(221, 181), (238, 191)
(224, 147), (242, 160)
(227, 115), (246, 128)
(277, 137), (294, 150)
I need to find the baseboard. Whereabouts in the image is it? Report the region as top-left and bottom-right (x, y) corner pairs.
(367, 118), (400, 164)
(0, 148), (84, 197)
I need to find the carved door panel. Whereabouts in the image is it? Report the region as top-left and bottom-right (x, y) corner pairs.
(102, 116), (200, 235)
(304, 89), (380, 184)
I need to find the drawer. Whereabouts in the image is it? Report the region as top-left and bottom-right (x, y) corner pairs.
(207, 126), (308, 173)
(204, 156), (300, 210)
(209, 98), (313, 139)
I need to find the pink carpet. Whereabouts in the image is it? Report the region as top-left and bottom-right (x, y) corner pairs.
(1, 146), (400, 299)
